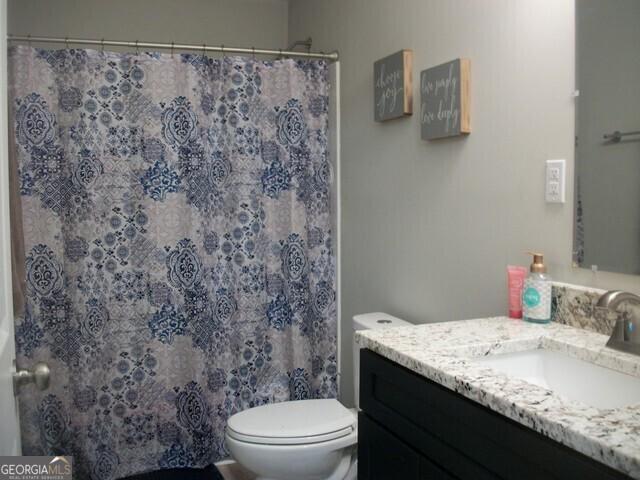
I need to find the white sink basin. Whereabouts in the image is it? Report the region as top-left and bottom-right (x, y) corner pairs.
(473, 349), (640, 409)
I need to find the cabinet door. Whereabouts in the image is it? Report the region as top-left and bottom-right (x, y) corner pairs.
(419, 457), (457, 480)
(358, 413), (420, 480)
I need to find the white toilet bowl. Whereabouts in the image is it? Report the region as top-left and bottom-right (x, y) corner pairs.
(225, 399), (357, 480)
(226, 314), (411, 479)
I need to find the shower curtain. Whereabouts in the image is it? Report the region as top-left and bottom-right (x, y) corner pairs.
(8, 45), (337, 479)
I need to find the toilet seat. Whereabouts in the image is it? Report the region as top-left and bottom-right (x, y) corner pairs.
(227, 425), (354, 445)
(226, 399), (356, 446)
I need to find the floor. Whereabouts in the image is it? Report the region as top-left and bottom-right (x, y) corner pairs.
(121, 463), (255, 480)
(123, 465), (223, 480)
(216, 463), (256, 480)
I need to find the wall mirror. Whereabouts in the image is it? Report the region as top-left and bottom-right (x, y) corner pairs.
(574, 0), (640, 275)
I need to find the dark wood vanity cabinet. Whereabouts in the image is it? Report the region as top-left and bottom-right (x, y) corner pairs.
(358, 349), (631, 480)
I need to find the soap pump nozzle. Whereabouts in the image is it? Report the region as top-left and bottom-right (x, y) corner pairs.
(526, 252), (546, 274)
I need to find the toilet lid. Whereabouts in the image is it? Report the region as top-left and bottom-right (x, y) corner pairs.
(226, 399), (356, 445)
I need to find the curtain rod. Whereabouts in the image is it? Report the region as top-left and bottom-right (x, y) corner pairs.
(7, 35), (339, 61)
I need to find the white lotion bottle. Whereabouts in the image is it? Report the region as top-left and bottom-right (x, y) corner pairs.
(522, 252), (552, 324)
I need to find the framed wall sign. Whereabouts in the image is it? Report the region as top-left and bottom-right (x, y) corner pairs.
(420, 58), (470, 140)
(373, 49), (413, 122)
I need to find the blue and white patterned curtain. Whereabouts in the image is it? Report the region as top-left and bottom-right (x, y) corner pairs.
(9, 45), (336, 479)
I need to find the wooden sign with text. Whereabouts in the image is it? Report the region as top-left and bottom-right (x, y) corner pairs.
(420, 58), (470, 140)
(374, 49), (413, 122)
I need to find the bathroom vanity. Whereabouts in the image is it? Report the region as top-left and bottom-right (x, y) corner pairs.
(356, 317), (640, 480)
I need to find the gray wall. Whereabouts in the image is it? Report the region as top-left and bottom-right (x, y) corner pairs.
(8, 0), (289, 51)
(576, 0), (640, 275)
(8, 0), (640, 408)
(288, 0), (640, 406)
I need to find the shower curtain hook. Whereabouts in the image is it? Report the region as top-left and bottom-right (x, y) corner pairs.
(252, 46), (256, 61)
(100, 38), (105, 53)
(135, 40), (139, 55)
(221, 44), (225, 60)
(170, 41), (174, 58)
(65, 37), (69, 50)
(27, 34), (31, 47)
(202, 43), (207, 59)
(279, 48), (283, 59)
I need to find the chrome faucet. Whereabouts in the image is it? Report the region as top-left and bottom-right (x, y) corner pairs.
(597, 290), (640, 355)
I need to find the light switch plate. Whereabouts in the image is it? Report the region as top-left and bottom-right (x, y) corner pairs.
(545, 159), (566, 203)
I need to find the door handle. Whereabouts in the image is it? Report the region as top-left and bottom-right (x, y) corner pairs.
(13, 362), (50, 392)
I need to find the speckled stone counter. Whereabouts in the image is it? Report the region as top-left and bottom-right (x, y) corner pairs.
(356, 317), (640, 478)
(551, 282), (640, 336)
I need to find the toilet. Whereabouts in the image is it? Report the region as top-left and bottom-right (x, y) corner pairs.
(225, 313), (412, 480)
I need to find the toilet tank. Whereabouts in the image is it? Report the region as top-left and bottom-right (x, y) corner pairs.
(352, 312), (412, 409)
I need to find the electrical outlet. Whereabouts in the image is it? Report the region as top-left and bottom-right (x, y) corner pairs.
(545, 159), (566, 203)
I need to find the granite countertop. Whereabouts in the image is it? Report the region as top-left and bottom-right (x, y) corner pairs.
(356, 317), (640, 478)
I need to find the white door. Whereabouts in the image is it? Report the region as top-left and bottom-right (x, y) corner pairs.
(0, 0), (22, 455)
